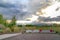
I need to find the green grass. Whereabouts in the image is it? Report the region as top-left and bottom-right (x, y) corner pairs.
(0, 25), (60, 34)
(36, 27), (51, 30)
(52, 27), (60, 33)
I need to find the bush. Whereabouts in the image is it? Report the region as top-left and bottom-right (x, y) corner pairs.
(0, 24), (6, 34)
(3, 27), (11, 33)
(56, 31), (58, 33)
(13, 27), (20, 32)
(0, 29), (3, 34)
(11, 26), (21, 33)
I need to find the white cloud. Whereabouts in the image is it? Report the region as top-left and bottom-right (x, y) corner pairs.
(41, 1), (60, 18)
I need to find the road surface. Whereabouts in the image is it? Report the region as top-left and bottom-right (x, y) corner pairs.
(2, 33), (60, 40)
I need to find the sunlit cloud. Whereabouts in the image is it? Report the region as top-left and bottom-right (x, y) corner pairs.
(40, 0), (60, 18)
(26, 15), (39, 22)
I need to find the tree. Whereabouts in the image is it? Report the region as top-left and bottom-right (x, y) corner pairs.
(0, 14), (4, 24)
(0, 14), (8, 27)
(11, 16), (16, 25)
(3, 19), (8, 27)
(8, 16), (16, 27)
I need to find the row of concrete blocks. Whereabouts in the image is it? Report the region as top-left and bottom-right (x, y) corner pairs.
(25, 30), (55, 33)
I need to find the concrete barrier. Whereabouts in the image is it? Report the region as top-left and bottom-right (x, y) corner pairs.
(26, 30), (32, 33)
(26, 30), (55, 33)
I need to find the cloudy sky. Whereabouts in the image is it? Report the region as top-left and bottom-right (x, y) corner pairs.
(0, 0), (60, 22)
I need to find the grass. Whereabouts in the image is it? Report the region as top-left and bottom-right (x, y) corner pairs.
(25, 26), (51, 30)
(0, 24), (60, 34)
(52, 27), (60, 34)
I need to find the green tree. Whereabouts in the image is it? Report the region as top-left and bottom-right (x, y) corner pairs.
(8, 16), (16, 28)
(11, 16), (16, 26)
(3, 19), (8, 27)
(0, 14), (4, 24)
(0, 14), (8, 27)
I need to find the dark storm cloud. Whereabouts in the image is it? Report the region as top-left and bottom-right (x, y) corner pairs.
(0, 3), (16, 8)
(38, 16), (60, 22)
(0, 0), (29, 19)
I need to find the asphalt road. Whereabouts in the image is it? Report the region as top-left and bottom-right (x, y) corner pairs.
(2, 33), (60, 40)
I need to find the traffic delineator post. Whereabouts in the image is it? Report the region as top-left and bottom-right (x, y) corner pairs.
(39, 28), (42, 32)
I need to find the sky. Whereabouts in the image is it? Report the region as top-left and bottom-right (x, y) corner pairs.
(0, 0), (49, 20)
(41, 0), (60, 18)
(0, 0), (30, 19)
(0, 0), (60, 22)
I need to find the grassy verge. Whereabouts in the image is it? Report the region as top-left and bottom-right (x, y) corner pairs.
(0, 25), (60, 34)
